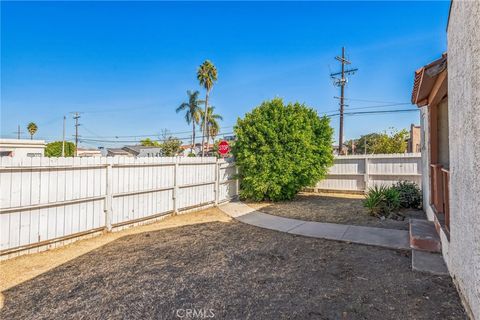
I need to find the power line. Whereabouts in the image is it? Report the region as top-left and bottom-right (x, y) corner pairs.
(78, 125), (236, 139)
(337, 97), (410, 104)
(320, 102), (413, 114)
(76, 109), (418, 145)
(326, 108), (418, 117)
(79, 131), (235, 144)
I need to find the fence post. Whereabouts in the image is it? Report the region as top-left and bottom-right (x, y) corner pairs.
(364, 156), (369, 192)
(235, 165), (240, 198)
(104, 162), (113, 232)
(214, 158), (220, 206)
(173, 158), (179, 215)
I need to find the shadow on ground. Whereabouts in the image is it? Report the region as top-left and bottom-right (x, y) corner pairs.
(1, 220), (465, 319)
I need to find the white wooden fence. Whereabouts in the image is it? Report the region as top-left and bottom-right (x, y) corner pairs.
(313, 153), (422, 193)
(0, 157), (238, 259)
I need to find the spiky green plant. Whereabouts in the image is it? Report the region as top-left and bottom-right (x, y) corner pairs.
(364, 185), (400, 218)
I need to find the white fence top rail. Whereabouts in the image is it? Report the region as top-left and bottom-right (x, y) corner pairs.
(335, 153), (421, 160)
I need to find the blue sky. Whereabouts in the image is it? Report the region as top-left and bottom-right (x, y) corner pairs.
(1, 1), (450, 148)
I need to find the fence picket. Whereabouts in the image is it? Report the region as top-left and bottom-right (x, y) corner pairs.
(1, 153), (419, 258)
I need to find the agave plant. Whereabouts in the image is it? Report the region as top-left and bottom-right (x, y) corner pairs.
(363, 185), (400, 218)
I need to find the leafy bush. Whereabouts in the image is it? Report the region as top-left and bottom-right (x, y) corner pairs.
(233, 98), (334, 201)
(364, 185), (401, 218)
(393, 181), (422, 209)
(45, 141), (75, 157)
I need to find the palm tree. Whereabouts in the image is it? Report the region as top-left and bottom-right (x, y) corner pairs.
(27, 122), (38, 140)
(200, 106), (223, 154)
(176, 90), (202, 153)
(197, 60), (218, 156)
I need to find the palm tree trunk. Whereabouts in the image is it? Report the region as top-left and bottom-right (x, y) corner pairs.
(207, 129), (210, 156)
(192, 122), (195, 153)
(201, 91), (209, 156)
(31, 134), (33, 140)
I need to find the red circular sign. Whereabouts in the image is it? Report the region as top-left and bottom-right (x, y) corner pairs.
(218, 140), (230, 155)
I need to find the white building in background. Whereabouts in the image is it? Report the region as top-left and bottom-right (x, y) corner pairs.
(0, 139), (45, 157)
(77, 148), (102, 157)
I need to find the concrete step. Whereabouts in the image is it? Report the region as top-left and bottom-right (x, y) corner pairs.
(409, 219), (441, 253)
(412, 249), (449, 276)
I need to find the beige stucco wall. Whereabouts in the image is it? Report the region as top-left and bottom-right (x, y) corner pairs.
(446, 1), (480, 318)
(419, 106), (434, 220)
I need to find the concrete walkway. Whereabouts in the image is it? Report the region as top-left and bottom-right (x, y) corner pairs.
(220, 201), (410, 250)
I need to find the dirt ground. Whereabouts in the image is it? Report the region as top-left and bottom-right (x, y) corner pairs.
(0, 207), (231, 294)
(0, 208), (465, 320)
(247, 192), (426, 230)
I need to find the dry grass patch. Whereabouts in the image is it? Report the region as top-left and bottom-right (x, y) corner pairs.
(0, 218), (465, 319)
(248, 192), (425, 230)
(0, 207), (231, 295)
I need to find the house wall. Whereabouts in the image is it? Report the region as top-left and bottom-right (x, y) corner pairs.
(408, 125), (421, 153)
(419, 106), (434, 220)
(137, 148), (163, 157)
(446, 1), (480, 318)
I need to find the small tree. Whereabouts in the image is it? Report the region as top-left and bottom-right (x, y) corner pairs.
(346, 129), (408, 154)
(45, 141), (75, 157)
(140, 138), (160, 147)
(233, 98), (334, 201)
(346, 133), (382, 154)
(160, 136), (182, 156)
(371, 129), (408, 154)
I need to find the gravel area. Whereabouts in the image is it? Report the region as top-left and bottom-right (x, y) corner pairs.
(1, 210), (464, 320)
(249, 192), (426, 230)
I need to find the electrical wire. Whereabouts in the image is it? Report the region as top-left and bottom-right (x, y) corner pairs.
(79, 125), (236, 139)
(340, 98), (410, 104)
(77, 108), (418, 145)
(79, 132), (235, 144)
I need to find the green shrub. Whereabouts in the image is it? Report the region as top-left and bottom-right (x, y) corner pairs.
(233, 98), (334, 201)
(393, 181), (422, 209)
(363, 185), (400, 218)
(383, 186), (401, 214)
(45, 141), (75, 157)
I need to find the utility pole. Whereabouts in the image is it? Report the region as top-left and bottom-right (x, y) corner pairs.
(330, 47), (357, 155)
(62, 115), (66, 157)
(15, 125), (24, 139)
(364, 136), (367, 155)
(72, 112), (81, 157)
